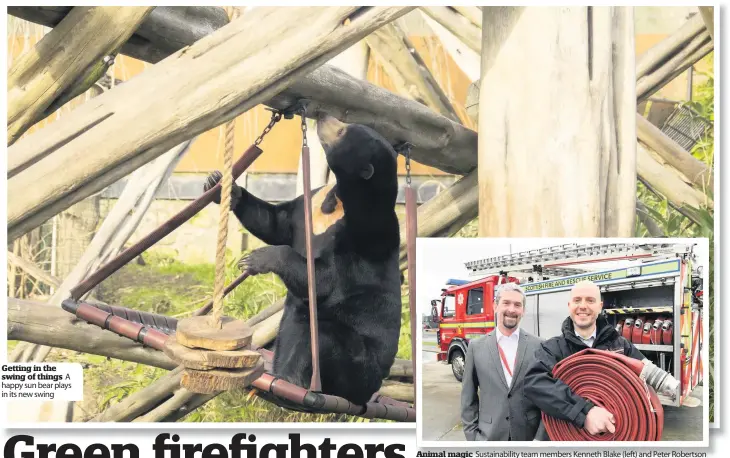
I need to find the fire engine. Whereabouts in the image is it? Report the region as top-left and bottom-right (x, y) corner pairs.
(430, 242), (704, 407)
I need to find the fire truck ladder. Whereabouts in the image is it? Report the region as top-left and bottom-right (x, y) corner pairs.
(464, 242), (693, 278)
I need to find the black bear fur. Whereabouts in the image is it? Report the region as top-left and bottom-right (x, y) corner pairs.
(205, 116), (402, 405)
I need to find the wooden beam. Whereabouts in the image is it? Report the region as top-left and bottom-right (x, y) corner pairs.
(420, 6), (481, 53)
(365, 22), (461, 122)
(7, 7), (230, 64)
(10, 6), (476, 177)
(636, 114), (713, 190)
(7, 7), (154, 145)
(9, 142), (191, 364)
(636, 30), (712, 101)
(8, 298), (178, 370)
(7, 252), (60, 288)
(637, 143), (712, 211)
(635, 14), (705, 79)
(7, 7), (415, 240)
(267, 65), (477, 175)
(419, 11), (480, 82)
(398, 171), (477, 268)
(698, 7), (714, 42)
(452, 6), (482, 29)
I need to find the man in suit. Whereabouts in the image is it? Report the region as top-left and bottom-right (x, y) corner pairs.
(460, 282), (543, 441)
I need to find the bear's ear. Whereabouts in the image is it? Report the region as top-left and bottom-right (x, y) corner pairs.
(360, 163), (375, 180)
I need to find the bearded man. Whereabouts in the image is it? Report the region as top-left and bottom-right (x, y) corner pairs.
(460, 282), (543, 441)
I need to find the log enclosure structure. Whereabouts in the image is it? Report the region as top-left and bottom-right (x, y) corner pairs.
(6, 6), (715, 423)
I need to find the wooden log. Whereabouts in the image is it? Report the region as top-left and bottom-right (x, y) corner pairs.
(7, 252), (60, 288)
(635, 14), (705, 79)
(452, 6), (482, 29)
(420, 6), (481, 53)
(93, 310), (282, 423)
(636, 31), (712, 101)
(636, 114), (712, 190)
(8, 298), (178, 370)
(8, 7), (415, 240)
(7, 7), (230, 64)
(163, 336), (261, 370)
(93, 368), (185, 422)
(419, 11), (480, 82)
(698, 7), (714, 42)
(10, 6), (476, 181)
(7, 7), (154, 145)
(398, 171), (477, 268)
(637, 143), (712, 211)
(640, 39), (714, 104)
(477, 7), (637, 237)
(175, 316), (253, 351)
(181, 361), (265, 394)
(267, 65), (477, 175)
(379, 380), (414, 403)
(10, 142), (190, 364)
(132, 388), (195, 423)
(365, 22), (461, 122)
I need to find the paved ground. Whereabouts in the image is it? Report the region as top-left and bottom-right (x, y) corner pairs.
(421, 331), (704, 442)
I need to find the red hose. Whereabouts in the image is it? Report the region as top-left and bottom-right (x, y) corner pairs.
(543, 348), (664, 441)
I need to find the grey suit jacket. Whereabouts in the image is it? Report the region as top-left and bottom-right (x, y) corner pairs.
(460, 329), (543, 441)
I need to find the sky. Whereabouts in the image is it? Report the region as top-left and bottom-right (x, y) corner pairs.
(415, 237), (709, 317)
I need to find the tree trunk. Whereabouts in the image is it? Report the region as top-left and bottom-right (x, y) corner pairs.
(8, 7), (414, 241)
(477, 7), (636, 237)
(7, 7), (154, 145)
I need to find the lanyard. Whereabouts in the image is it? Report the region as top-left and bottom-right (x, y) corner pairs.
(498, 342), (516, 377)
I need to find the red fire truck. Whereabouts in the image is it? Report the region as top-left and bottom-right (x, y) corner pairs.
(430, 242), (704, 407)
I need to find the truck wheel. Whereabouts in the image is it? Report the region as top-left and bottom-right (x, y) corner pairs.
(451, 349), (465, 382)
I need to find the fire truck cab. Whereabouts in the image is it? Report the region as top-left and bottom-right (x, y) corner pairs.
(430, 243), (704, 407)
(431, 276), (517, 381)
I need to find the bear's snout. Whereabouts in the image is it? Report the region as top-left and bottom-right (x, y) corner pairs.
(316, 114), (347, 149)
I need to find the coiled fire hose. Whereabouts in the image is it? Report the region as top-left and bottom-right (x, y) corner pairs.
(543, 348), (679, 441)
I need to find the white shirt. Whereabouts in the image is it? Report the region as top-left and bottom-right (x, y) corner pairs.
(495, 327), (520, 387)
(577, 328), (597, 347)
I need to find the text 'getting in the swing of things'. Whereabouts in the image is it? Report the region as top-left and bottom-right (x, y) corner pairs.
(1, 363), (82, 401)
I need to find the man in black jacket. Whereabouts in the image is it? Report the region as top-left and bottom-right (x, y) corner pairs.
(524, 280), (645, 438)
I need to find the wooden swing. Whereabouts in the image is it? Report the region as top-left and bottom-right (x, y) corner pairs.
(61, 104), (418, 422)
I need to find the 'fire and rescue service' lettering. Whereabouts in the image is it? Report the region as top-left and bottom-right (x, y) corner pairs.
(523, 272), (614, 292)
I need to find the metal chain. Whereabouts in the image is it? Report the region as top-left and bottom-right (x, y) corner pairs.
(300, 106), (308, 148)
(403, 143), (413, 186)
(254, 111), (283, 146)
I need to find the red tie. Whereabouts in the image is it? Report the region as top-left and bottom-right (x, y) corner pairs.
(498, 341), (515, 377)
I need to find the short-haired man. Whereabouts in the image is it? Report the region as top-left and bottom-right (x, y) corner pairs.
(461, 283), (543, 441)
(524, 280), (645, 437)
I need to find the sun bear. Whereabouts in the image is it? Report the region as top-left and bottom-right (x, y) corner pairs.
(204, 113), (402, 405)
